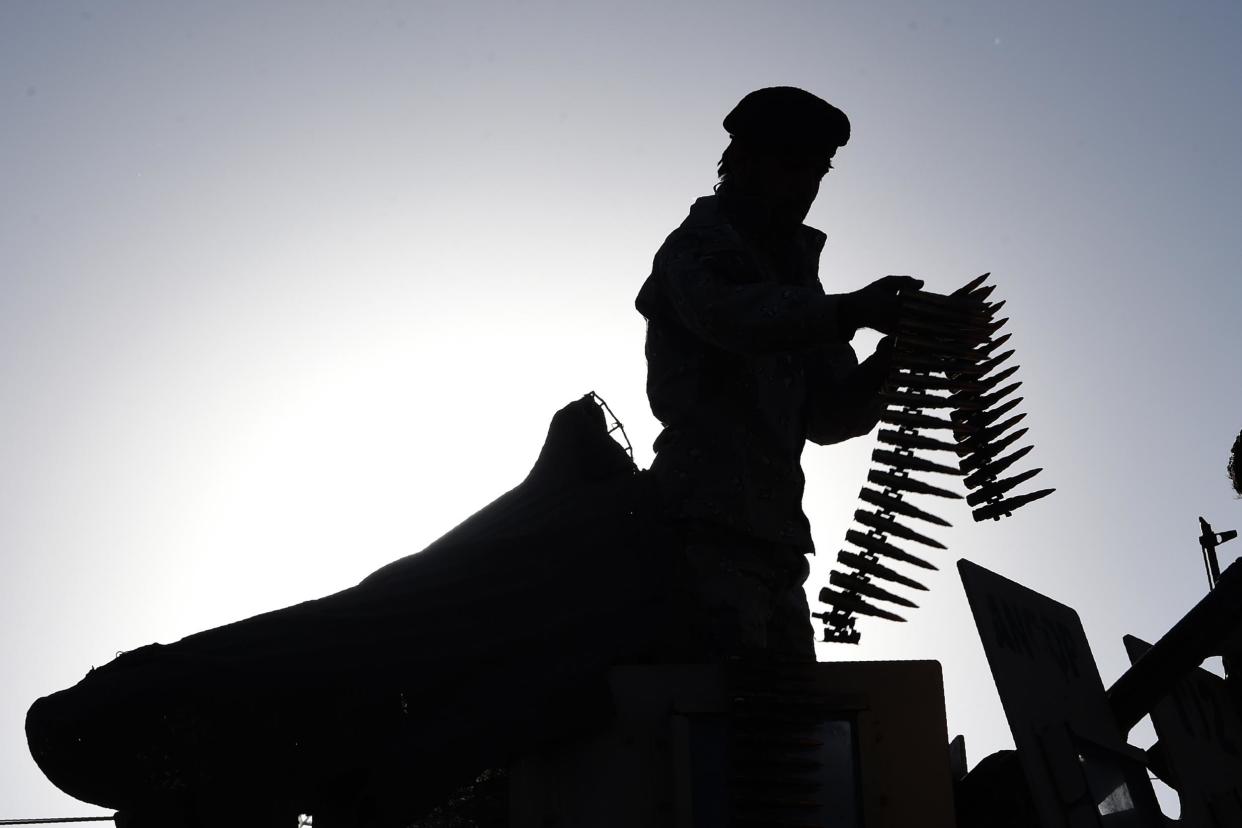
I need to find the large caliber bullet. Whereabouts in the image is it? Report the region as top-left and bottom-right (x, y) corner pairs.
(881, 410), (971, 432)
(868, 469), (962, 499)
(892, 350), (988, 375)
(970, 381), (1023, 412)
(951, 390), (1016, 424)
(838, 550), (929, 591)
(858, 486), (952, 526)
(895, 334), (982, 360)
(954, 415), (1028, 456)
(816, 590), (906, 622)
(975, 364), (1020, 391)
(902, 298), (991, 326)
(890, 372), (985, 394)
(878, 429), (960, 453)
(831, 571), (918, 609)
(966, 284), (997, 303)
(983, 316), (1010, 335)
(854, 510), (948, 549)
(898, 317), (993, 343)
(970, 333), (1012, 360)
(951, 273), (991, 295)
(972, 488), (1056, 521)
(912, 287), (985, 309)
(952, 399), (1024, 433)
(846, 529), (938, 569)
(879, 390), (965, 410)
(973, 349), (1016, 379)
(964, 445), (1034, 489)
(966, 467), (1043, 506)
(872, 449), (964, 476)
(959, 428), (1028, 471)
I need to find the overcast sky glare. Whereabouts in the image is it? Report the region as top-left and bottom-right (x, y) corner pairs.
(3, 1), (1241, 818)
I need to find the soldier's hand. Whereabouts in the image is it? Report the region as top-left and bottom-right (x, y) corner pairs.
(858, 335), (896, 393)
(840, 275), (924, 334)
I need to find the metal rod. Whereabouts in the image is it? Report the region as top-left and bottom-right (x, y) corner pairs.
(0, 819), (113, 825)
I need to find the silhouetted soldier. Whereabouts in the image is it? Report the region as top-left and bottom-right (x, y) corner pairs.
(1230, 428), (1241, 496)
(636, 86), (922, 661)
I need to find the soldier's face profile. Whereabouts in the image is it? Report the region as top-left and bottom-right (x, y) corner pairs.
(738, 148), (835, 229)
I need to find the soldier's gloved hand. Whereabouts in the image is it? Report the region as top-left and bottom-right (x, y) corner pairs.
(840, 275), (924, 334)
(857, 335), (896, 394)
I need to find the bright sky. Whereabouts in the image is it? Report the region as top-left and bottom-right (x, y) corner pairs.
(3, 1), (1241, 819)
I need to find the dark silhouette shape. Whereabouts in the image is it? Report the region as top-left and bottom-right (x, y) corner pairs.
(953, 750), (1038, 828)
(27, 396), (687, 827)
(1122, 635), (1242, 826)
(1199, 515), (1238, 590)
(1108, 551), (1242, 732)
(820, 275), (1055, 644)
(635, 86), (921, 659)
(961, 560), (1168, 827)
(28, 87), (934, 825)
(1230, 428), (1242, 496)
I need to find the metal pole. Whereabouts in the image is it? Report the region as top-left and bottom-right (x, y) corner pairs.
(0, 819), (113, 825)
(1200, 516), (1223, 589)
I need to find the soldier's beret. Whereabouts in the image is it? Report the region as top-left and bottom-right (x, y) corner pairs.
(723, 86), (850, 153)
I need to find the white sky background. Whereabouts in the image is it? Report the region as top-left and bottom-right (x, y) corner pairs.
(3, 0), (1241, 817)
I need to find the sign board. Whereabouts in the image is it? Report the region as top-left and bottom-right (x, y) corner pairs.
(1125, 635), (1242, 827)
(959, 559), (1163, 828)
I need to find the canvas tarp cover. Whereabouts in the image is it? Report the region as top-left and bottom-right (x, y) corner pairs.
(26, 396), (680, 819)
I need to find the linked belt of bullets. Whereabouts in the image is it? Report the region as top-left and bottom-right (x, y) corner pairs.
(727, 662), (845, 828)
(814, 273), (1055, 644)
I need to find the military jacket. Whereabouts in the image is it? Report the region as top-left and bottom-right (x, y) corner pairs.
(636, 193), (885, 552)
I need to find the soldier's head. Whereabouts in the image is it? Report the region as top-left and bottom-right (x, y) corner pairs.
(716, 87), (850, 230)
(1229, 428), (1242, 497)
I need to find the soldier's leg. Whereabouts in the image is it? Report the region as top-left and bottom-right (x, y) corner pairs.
(681, 541), (776, 660)
(766, 560), (817, 662)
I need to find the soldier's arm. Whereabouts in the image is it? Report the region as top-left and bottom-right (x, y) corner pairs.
(652, 231), (922, 354)
(652, 230), (852, 354)
(805, 338), (891, 446)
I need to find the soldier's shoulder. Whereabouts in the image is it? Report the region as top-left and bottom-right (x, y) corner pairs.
(658, 195), (744, 258)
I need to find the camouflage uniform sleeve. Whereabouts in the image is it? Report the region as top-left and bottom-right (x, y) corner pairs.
(805, 342), (888, 446)
(654, 227), (849, 354)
